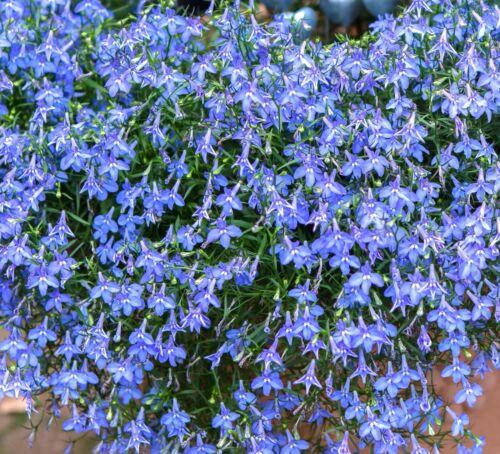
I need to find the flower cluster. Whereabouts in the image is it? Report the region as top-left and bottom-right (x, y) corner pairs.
(0, 0), (498, 452)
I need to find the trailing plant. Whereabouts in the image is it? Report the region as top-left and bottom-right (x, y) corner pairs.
(0, 0), (498, 452)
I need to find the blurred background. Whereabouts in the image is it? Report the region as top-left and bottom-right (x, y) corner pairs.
(106, 0), (411, 41)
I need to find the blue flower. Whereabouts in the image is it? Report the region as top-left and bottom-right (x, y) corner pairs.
(455, 380), (483, 407)
(251, 367), (283, 396)
(293, 360), (322, 394)
(234, 381), (257, 410)
(350, 351), (377, 384)
(206, 218), (242, 249)
(212, 403), (239, 432)
(28, 316), (57, 348)
(177, 225), (203, 251)
(161, 398), (191, 438)
(446, 407), (469, 437)
(293, 306), (321, 341)
(359, 407), (390, 441)
(276, 236), (312, 269)
(27, 263), (59, 296)
(90, 272), (121, 303)
(281, 430), (309, 454)
(147, 285), (176, 316)
(348, 262), (385, 295)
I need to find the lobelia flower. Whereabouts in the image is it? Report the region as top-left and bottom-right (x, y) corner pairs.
(27, 263), (60, 297)
(350, 351), (377, 384)
(288, 280), (317, 304)
(359, 407), (390, 441)
(446, 407), (469, 437)
(160, 398), (191, 438)
(417, 325), (432, 353)
(212, 403), (240, 433)
(251, 366), (284, 396)
(293, 359), (322, 394)
(455, 379), (483, 407)
(206, 218), (242, 249)
(348, 261), (385, 295)
(281, 429), (309, 453)
(215, 184), (243, 215)
(28, 317), (57, 348)
(234, 381), (257, 410)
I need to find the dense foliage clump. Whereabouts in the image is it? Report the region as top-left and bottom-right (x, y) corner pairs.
(0, 0), (498, 452)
